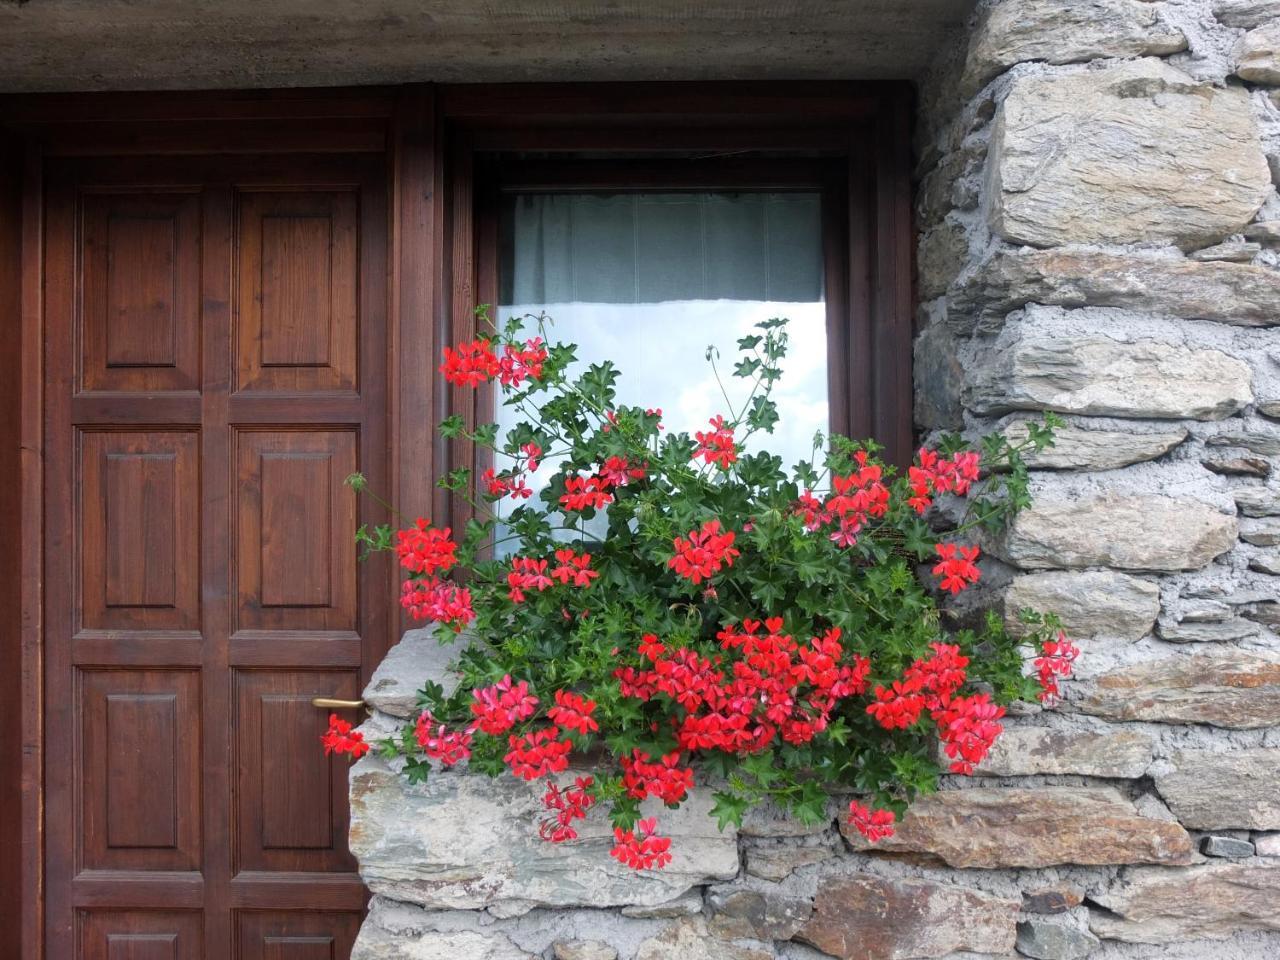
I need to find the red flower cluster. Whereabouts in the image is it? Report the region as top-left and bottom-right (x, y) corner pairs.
(483, 467), (533, 500)
(540, 776), (595, 843)
(619, 621), (869, 754)
(547, 690), (599, 736)
(395, 519), (459, 575)
(508, 556), (553, 602)
(505, 727), (573, 780)
(907, 448), (981, 514)
(321, 714), (369, 759)
(866, 678), (926, 730)
(847, 799), (896, 842)
(1034, 632), (1080, 706)
(599, 455), (647, 487)
(498, 337), (548, 388)
(440, 338), (501, 387)
(560, 474), (613, 512)
(904, 642), (970, 710)
(400, 577), (475, 631)
(825, 451), (891, 548)
(610, 817), (672, 870)
(668, 519), (740, 584)
(621, 749), (694, 804)
(693, 415), (737, 469)
(933, 542), (981, 595)
(935, 693), (1005, 775)
(551, 548), (598, 587)
(414, 710), (473, 766)
(470, 675), (539, 735)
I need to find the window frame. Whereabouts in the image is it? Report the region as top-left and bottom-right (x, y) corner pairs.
(436, 82), (915, 534)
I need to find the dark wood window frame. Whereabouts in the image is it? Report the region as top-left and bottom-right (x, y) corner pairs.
(0, 80), (914, 960)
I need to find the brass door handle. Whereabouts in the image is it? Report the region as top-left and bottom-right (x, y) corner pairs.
(312, 697), (365, 709)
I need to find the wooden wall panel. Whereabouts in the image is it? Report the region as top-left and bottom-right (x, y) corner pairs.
(235, 911), (360, 960)
(78, 671), (201, 872)
(235, 191), (358, 394)
(78, 910), (202, 960)
(80, 191), (201, 393)
(79, 431), (200, 632)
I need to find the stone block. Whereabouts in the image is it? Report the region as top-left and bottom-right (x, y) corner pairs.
(634, 919), (771, 960)
(1074, 653), (1280, 729)
(998, 494), (1237, 572)
(1157, 618), (1261, 642)
(1023, 887), (1084, 915)
(363, 627), (469, 717)
(353, 899), (534, 960)
(974, 726), (1154, 778)
(965, 334), (1253, 422)
(1215, 0), (1280, 29)
(1001, 422), (1187, 472)
(959, 249), (1280, 329)
(1003, 570), (1160, 640)
(706, 888), (811, 941)
(987, 60), (1271, 249)
(796, 874), (1019, 960)
(1016, 917), (1101, 960)
(348, 759), (739, 911)
(838, 787), (1194, 868)
(1235, 23), (1280, 85)
(1090, 861), (1280, 943)
(961, 0), (1184, 97)
(744, 845), (835, 882)
(1155, 749), (1280, 830)
(1202, 836), (1256, 858)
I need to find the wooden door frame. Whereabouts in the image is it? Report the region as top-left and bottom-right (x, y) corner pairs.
(0, 79), (914, 960)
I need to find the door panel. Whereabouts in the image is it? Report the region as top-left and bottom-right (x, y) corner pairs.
(45, 152), (389, 959)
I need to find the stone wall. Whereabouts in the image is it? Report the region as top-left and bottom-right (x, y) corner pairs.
(348, 2), (1280, 957)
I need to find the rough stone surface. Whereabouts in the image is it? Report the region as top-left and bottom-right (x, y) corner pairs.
(973, 726), (1154, 778)
(1235, 485), (1280, 517)
(839, 788), (1194, 868)
(796, 874), (1020, 960)
(553, 943), (618, 960)
(1249, 551), (1280, 574)
(960, 0), (1185, 97)
(1215, 0), (1280, 29)
(1235, 23), (1280, 85)
(706, 888), (812, 941)
(744, 845), (835, 882)
(349, 758), (738, 910)
(986, 59), (1271, 249)
(961, 249), (1280, 327)
(1158, 617), (1261, 642)
(1003, 570), (1160, 640)
(965, 335), (1253, 421)
(1191, 240), (1262, 262)
(619, 888), (704, 919)
(1255, 833), (1280, 856)
(1016, 917), (1101, 960)
(1242, 517), (1280, 545)
(1204, 456), (1273, 478)
(634, 919), (771, 960)
(1203, 836), (1257, 858)
(998, 494), (1238, 571)
(353, 900), (534, 960)
(1155, 749), (1280, 830)
(1002, 421), (1187, 471)
(1090, 862), (1280, 943)
(1023, 888), (1084, 915)
(363, 627), (467, 717)
(1075, 653), (1280, 728)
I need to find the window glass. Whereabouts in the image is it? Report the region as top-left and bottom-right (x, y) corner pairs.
(496, 191), (829, 543)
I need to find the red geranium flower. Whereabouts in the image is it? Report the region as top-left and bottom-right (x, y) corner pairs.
(321, 714), (369, 759)
(693, 415), (737, 469)
(395, 519), (458, 576)
(440, 338), (501, 387)
(470, 675), (538, 735)
(547, 690), (600, 736)
(932, 542), (981, 595)
(505, 728), (573, 781)
(559, 475), (613, 512)
(610, 817), (672, 870)
(414, 710), (473, 766)
(668, 519), (740, 584)
(847, 800), (896, 842)
(866, 676), (926, 730)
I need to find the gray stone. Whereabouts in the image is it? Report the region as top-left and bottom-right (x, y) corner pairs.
(1215, 0), (1280, 29)
(1242, 518), (1280, 545)
(1015, 918), (1101, 960)
(839, 788), (1194, 868)
(1258, 401), (1280, 419)
(1190, 240), (1262, 262)
(1156, 749), (1280, 830)
(796, 873), (1019, 960)
(1001, 421), (1186, 472)
(363, 627), (469, 717)
(745, 845), (835, 882)
(707, 889), (812, 941)
(959, 249), (1280, 328)
(914, 321), (966, 430)
(1202, 836), (1257, 858)
(634, 919), (771, 960)
(1023, 888), (1084, 915)
(1003, 571), (1160, 640)
(353, 900), (534, 960)
(965, 335), (1253, 422)
(348, 760), (739, 911)
(620, 888), (705, 919)
(1255, 833), (1280, 856)
(1075, 653), (1280, 729)
(987, 59), (1271, 249)
(1250, 551), (1280, 575)
(998, 495), (1238, 572)
(917, 219), (968, 300)
(1235, 23), (1280, 85)
(1203, 457), (1273, 478)
(1158, 618), (1262, 642)
(973, 726), (1154, 778)
(1089, 861), (1280, 943)
(1234, 485), (1280, 517)
(960, 0), (1184, 97)
(1244, 220), (1280, 244)
(1207, 427), (1280, 457)
(554, 943), (617, 960)
(740, 799), (835, 837)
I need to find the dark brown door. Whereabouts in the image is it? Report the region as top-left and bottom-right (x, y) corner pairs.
(43, 153), (389, 958)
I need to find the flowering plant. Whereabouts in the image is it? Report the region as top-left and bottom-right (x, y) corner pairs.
(331, 310), (1074, 866)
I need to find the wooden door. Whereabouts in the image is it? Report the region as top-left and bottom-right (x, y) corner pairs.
(43, 152), (389, 959)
